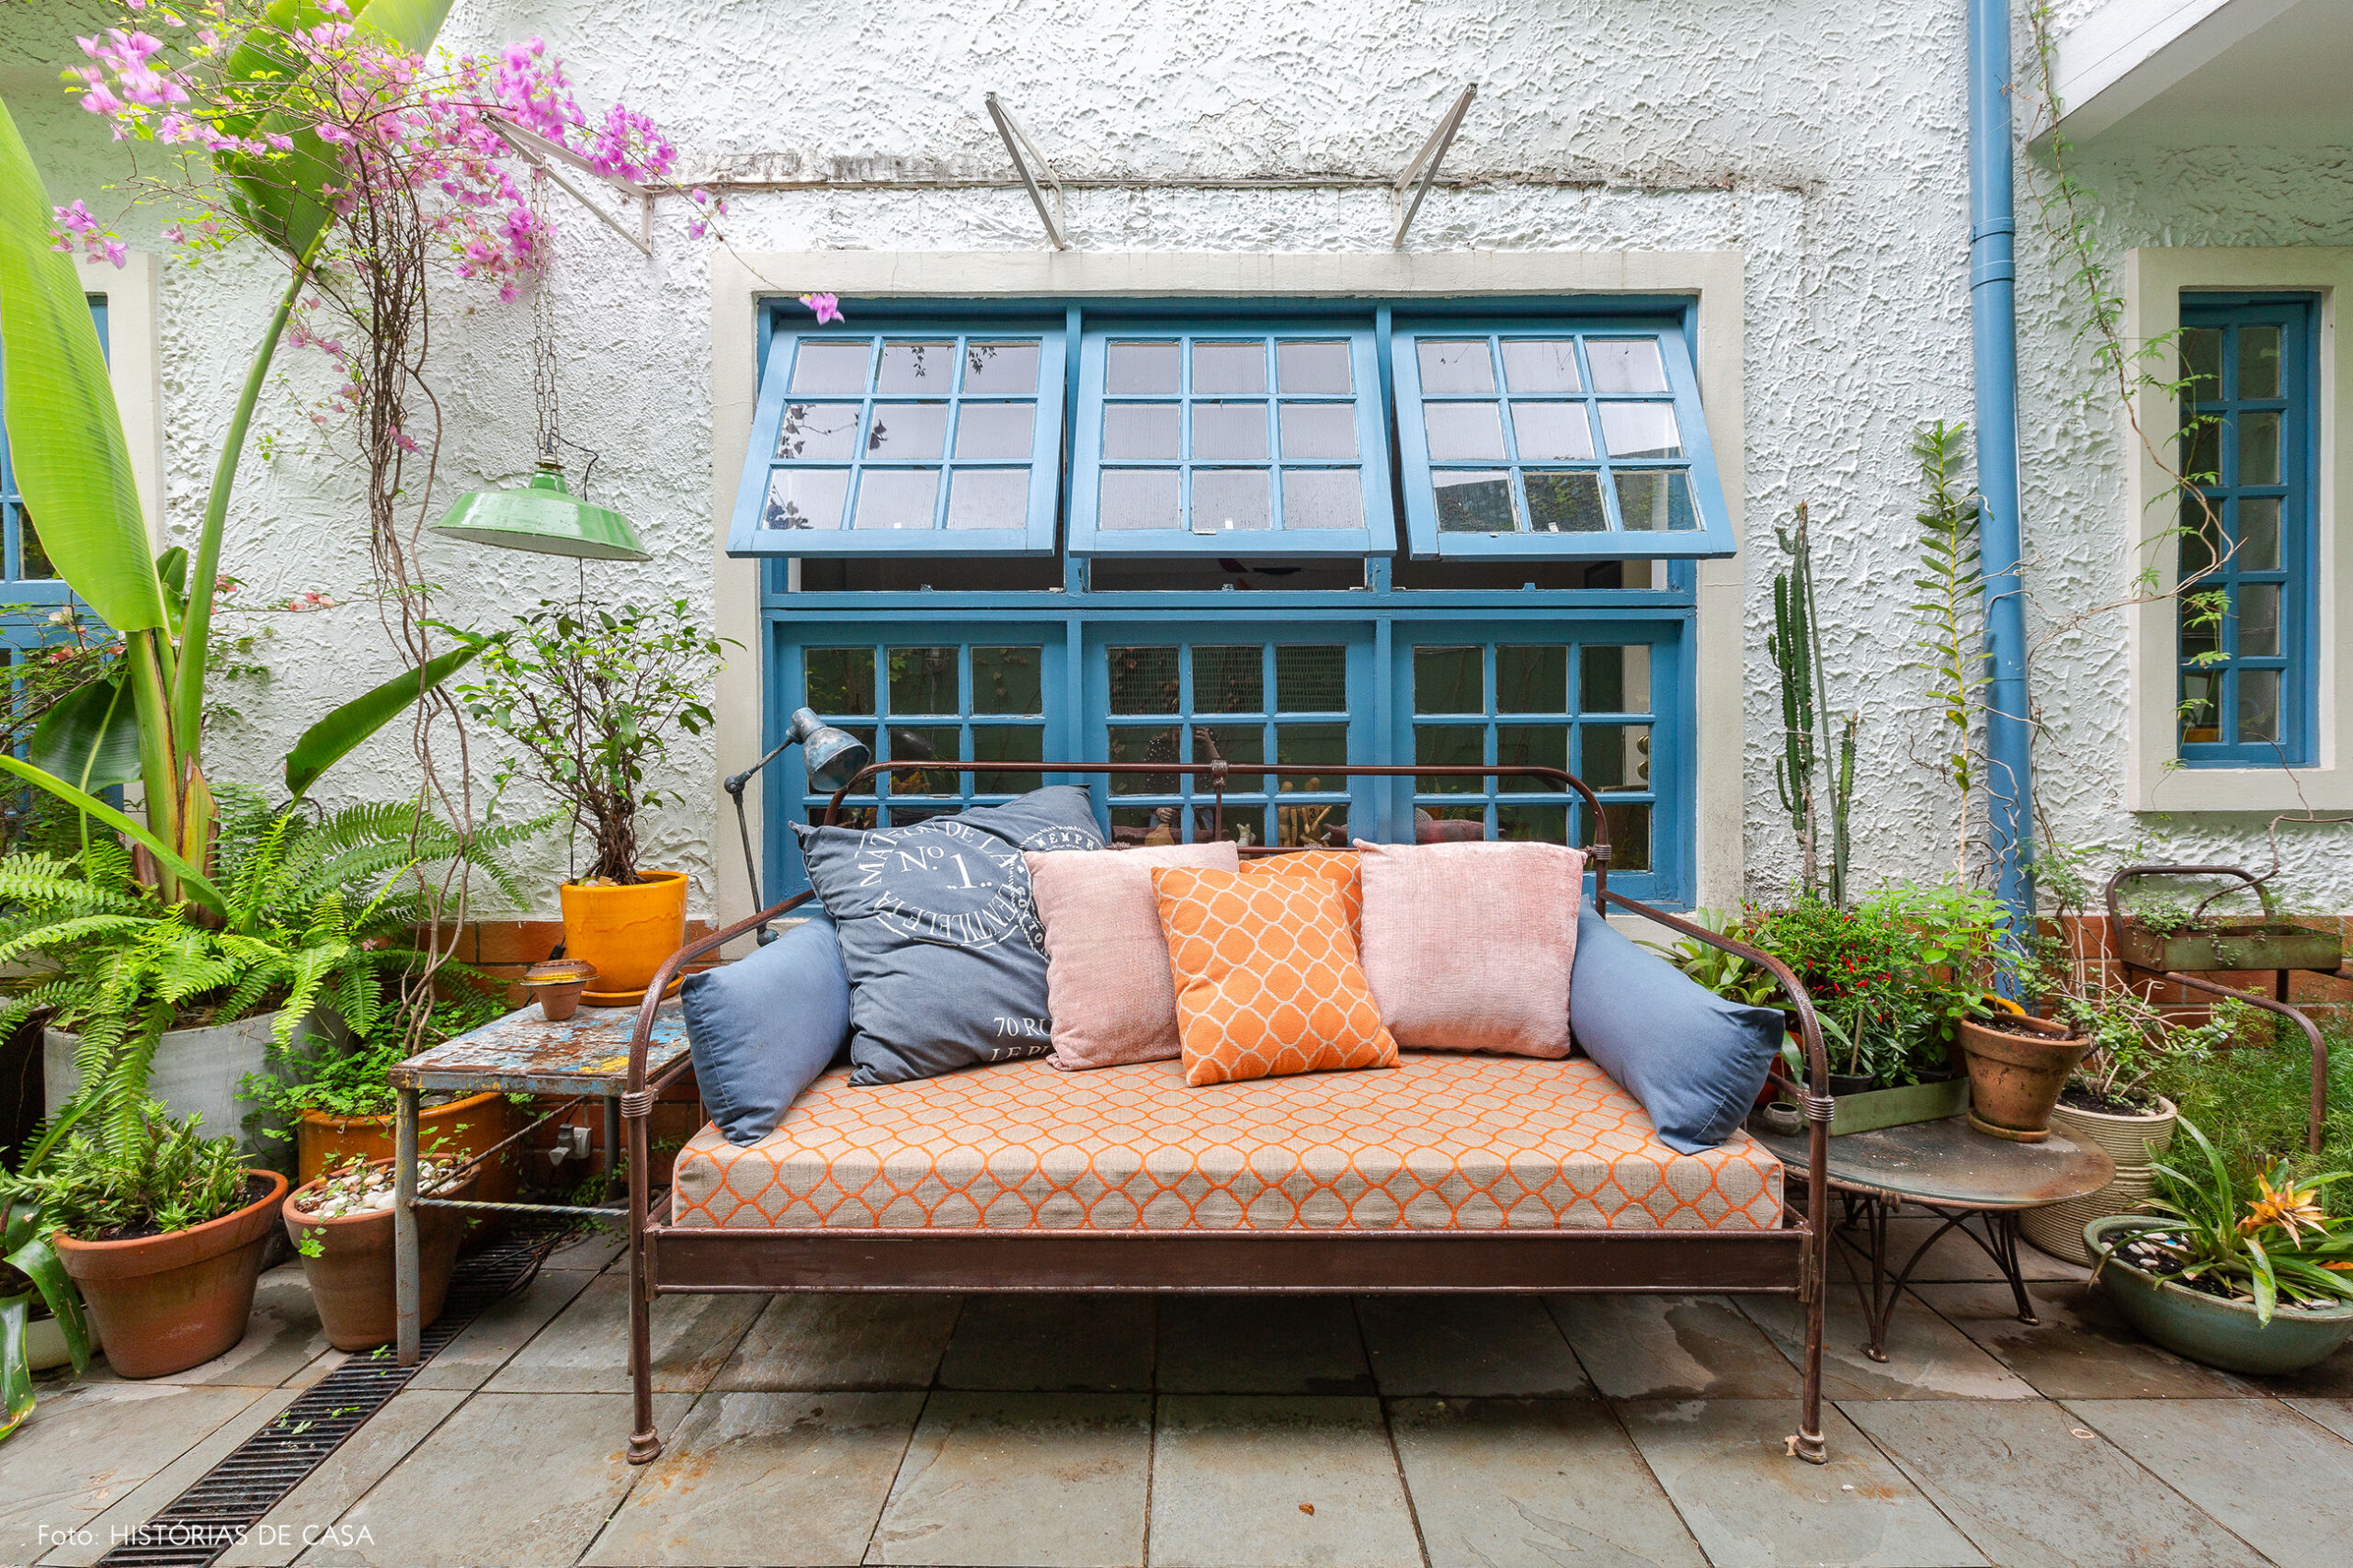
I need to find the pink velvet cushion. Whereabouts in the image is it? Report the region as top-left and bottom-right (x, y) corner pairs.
(1029, 842), (1241, 1070)
(1353, 839), (1585, 1057)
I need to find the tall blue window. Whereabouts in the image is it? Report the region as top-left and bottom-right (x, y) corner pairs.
(2177, 295), (2316, 765)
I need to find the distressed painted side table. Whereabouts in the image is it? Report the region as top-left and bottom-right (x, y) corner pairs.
(388, 1002), (692, 1365)
(1756, 1115), (2113, 1361)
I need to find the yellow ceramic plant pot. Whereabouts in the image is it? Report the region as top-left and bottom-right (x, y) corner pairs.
(559, 870), (688, 1000)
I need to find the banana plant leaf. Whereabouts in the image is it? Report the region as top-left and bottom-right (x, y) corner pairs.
(2, 1295), (30, 1441)
(283, 637), (485, 800)
(0, 756), (227, 915)
(28, 674), (142, 792)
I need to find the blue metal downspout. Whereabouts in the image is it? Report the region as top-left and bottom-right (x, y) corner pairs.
(1969, 0), (2036, 947)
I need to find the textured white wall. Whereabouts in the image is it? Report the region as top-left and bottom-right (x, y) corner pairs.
(3, 0), (2347, 915)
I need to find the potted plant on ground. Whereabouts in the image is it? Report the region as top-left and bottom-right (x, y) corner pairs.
(2086, 1119), (2353, 1375)
(454, 598), (726, 1004)
(283, 1152), (478, 1350)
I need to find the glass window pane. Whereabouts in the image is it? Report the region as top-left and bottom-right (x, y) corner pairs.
(2237, 325), (2281, 400)
(1193, 402), (1269, 460)
(1198, 723), (1265, 767)
(1598, 403), (1682, 459)
(1424, 402), (1506, 460)
(1581, 723), (1652, 791)
(2237, 583), (2281, 657)
(1615, 470), (1699, 530)
(1276, 340), (1351, 393)
(866, 402), (949, 461)
(1104, 403), (1181, 460)
(2180, 327), (2222, 401)
(963, 340), (1040, 394)
(1498, 804), (1569, 844)
(1525, 472), (1608, 534)
(877, 340), (956, 392)
(852, 468), (939, 529)
(887, 724), (961, 795)
(1495, 723), (1567, 789)
(2182, 413), (2220, 481)
(1500, 339), (1580, 393)
(2238, 497), (2281, 571)
(1496, 646), (1567, 713)
(1193, 645), (1265, 713)
(1108, 725), (1180, 792)
(805, 647), (876, 715)
(2179, 671), (2220, 744)
(1108, 647), (1179, 713)
(954, 402), (1035, 460)
(972, 647), (1043, 713)
(1276, 645), (1348, 712)
(2236, 410), (2280, 485)
(945, 468), (1030, 530)
(972, 724), (1044, 794)
(18, 513), (52, 579)
(1193, 341), (1267, 394)
(1586, 338), (1668, 393)
(1511, 403), (1595, 460)
(1107, 341), (1179, 394)
(2178, 498), (2220, 580)
(790, 339), (870, 394)
(1191, 469), (1271, 532)
(1416, 340), (1495, 394)
(1595, 801), (1651, 869)
(1099, 469), (1183, 529)
(1278, 403), (1357, 459)
(1415, 647), (1483, 714)
(778, 403), (860, 460)
(1276, 722), (1348, 769)
(1434, 471), (1517, 533)
(2178, 590), (2222, 659)
(2238, 667), (2280, 744)
(1581, 645), (1652, 712)
(887, 647), (960, 714)
(764, 469), (850, 530)
(1416, 723), (1485, 787)
(1281, 469), (1363, 530)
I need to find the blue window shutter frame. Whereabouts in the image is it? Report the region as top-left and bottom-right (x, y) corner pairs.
(1390, 315), (1736, 561)
(0, 293), (107, 600)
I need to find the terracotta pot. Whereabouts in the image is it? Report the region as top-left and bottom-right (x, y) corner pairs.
(53, 1169), (288, 1380)
(523, 959), (598, 1022)
(283, 1158), (479, 1351)
(296, 1091), (517, 1207)
(2021, 1096), (2178, 1263)
(559, 870), (688, 998)
(1957, 1014), (2089, 1142)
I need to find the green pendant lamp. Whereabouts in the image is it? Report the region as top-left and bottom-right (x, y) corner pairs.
(436, 459), (650, 562)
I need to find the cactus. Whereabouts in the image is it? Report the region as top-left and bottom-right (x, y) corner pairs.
(1768, 504), (1857, 905)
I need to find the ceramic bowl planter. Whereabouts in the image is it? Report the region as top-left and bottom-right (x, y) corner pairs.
(1956, 1013), (2089, 1142)
(2020, 1096), (2178, 1264)
(2086, 1215), (2353, 1375)
(52, 1169), (289, 1380)
(295, 1091), (517, 1206)
(283, 1159), (479, 1351)
(559, 870), (688, 1004)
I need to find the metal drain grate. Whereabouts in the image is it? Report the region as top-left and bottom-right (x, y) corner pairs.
(95, 1218), (581, 1568)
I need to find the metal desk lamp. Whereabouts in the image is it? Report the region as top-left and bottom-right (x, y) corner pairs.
(724, 708), (870, 942)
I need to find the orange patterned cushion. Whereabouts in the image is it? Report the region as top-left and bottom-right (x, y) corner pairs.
(1238, 847), (1362, 935)
(1151, 864), (1398, 1087)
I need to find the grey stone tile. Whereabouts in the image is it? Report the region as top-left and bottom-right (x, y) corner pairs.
(1876, 1215), (2090, 1284)
(1154, 1295), (1371, 1394)
(1389, 1396), (1707, 1568)
(280, 1349), (347, 1391)
(1356, 1294), (1593, 1397)
(935, 1295), (1155, 1392)
(217, 1390), (467, 1568)
(293, 1392), (691, 1568)
(870, 1392), (1151, 1568)
(2067, 1395), (2353, 1568)
(0, 1381), (266, 1567)
(715, 1294), (961, 1392)
(2264, 1338), (2353, 1398)
(40, 1386), (302, 1567)
(1148, 1394), (1422, 1568)
(1742, 1290), (2037, 1402)
(483, 1270), (761, 1394)
(1913, 1281), (2259, 1400)
(1547, 1293), (1799, 1401)
(1847, 1398), (2267, 1568)
(585, 1391), (924, 1566)
(82, 1267), (329, 1390)
(1616, 1399), (1987, 1568)
(405, 1267), (597, 1392)
(541, 1223), (627, 1273)
(2288, 1396), (2353, 1441)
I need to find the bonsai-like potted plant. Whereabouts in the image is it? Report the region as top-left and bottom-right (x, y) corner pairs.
(455, 598), (725, 1003)
(283, 1152), (478, 1351)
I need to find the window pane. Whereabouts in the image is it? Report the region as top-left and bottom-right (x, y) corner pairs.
(1416, 340), (1495, 393)
(1198, 723), (1265, 767)
(2180, 327), (2222, 401)
(1581, 645), (1652, 712)
(972, 724), (1044, 794)
(2179, 671), (2220, 744)
(1415, 647), (1483, 713)
(972, 647), (1043, 713)
(1425, 402), (1506, 460)
(1099, 469), (1183, 529)
(778, 403), (860, 460)
(2238, 667), (2280, 744)
(1105, 403), (1181, 460)
(2239, 498), (2281, 570)
(1108, 647), (1179, 713)
(954, 402), (1035, 460)
(1193, 645), (1265, 713)
(1596, 801), (1651, 869)
(877, 340), (955, 392)
(1434, 472), (1518, 533)
(764, 469), (850, 530)
(1581, 723), (1652, 791)
(1276, 645), (1347, 712)
(1276, 722), (1348, 770)
(1276, 340), (1351, 393)
(887, 647), (959, 714)
(945, 468), (1029, 529)
(866, 403), (949, 461)
(1498, 804), (1569, 844)
(2237, 325), (2281, 400)
(1495, 723), (1566, 789)
(963, 340), (1040, 393)
(1279, 402), (1358, 459)
(1525, 472), (1608, 534)
(1193, 341), (1267, 394)
(1108, 724), (1180, 792)
(1193, 402), (1269, 460)
(1500, 339), (1580, 393)
(1108, 341), (1179, 393)
(1191, 469), (1271, 532)
(2236, 410), (2280, 485)
(2237, 583), (2281, 657)
(1586, 338), (1667, 393)
(1281, 469), (1362, 530)
(2177, 501), (2219, 580)
(852, 468), (939, 529)
(1615, 470), (1699, 530)
(2182, 413), (2220, 481)
(1495, 646), (1567, 714)
(19, 512), (54, 579)
(2178, 590), (2221, 659)
(1511, 403), (1595, 460)
(1598, 403), (1682, 459)
(805, 648), (876, 715)
(790, 339), (870, 394)
(1417, 723), (1485, 787)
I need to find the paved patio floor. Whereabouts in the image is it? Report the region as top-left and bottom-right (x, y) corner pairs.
(6, 1217), (2351, 1568)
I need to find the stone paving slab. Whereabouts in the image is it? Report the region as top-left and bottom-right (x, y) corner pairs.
(713, 1294), (961, 1392)
(585, 1390), (925, 1567)
(483, 1271), (762, 1395)
(39, 1385), (302, 1567)
(404, 1267), (597, 1392)
(1154, 1294), (1372, 1394)
(1, 1381), (269, 1567)
(1390, 1396), (1707, 1568)
(2262, 1340), (2353, 1398)
(1357, 1293), (1594, 1397)
(540, 1224), (627, 1274)
(1845, 1397), (2268, 1567)
(2067, 1394), (2353, 1568)
(934, 1295), (1156, 1392)
(1911, 1281), (2260, 1400)
(1873, 1216), (2089, 1285)
(869, 1392), (1151, 1567)
(1617, 1398), (1988, 1568)
(2288, 1395), (2353, 1441)
(1742, 1291), (2037, 1402)
(1546, 1293), (1799, 1401)
(217, 1389), (467, 1568)
(1147, 1394), (1422, 1568)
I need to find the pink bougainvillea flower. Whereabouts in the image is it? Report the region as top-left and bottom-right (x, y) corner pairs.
(801, 292), (844, 324)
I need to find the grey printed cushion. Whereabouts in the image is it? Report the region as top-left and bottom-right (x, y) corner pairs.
(791, 786), (1105, 1084)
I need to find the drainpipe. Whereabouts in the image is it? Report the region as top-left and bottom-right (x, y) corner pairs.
(1969, 0), (2036, 954)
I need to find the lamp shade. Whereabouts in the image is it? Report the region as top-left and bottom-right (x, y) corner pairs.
(435, 464), (650, 561)
(787, 706), (872, 792)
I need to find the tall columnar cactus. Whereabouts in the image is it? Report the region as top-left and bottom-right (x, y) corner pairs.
(1768, 505), (1856, 905)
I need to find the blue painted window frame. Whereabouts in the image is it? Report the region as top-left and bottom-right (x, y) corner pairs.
(2176, 294), (2316, 767)
(729, 319), (1067, 557)
(2, 294), (106, 603)
(1067, 320), (1396, 558)
(1389, 314), (1735, 561)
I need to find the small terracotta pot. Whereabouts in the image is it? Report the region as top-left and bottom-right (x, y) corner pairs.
(522, 959), (598, 1022)
(283, 1158), (479, 1351)
(53, 1169), (289, 1380)
(1957, 1013), (2089, 1142)
(559, 871), (688, 997)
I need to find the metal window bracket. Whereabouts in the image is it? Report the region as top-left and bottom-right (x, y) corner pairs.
(489, 116), (656, 257)
(984, 93), (1071, 251)
(1392, 84), (1477, 250)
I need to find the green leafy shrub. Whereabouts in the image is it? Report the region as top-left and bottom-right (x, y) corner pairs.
(2151, 1016), (2353, 1214)
(247, 987), (507, 1127)
(3, 1104), (252, 1241)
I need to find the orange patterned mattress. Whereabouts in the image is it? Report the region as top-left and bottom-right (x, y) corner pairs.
(668, 1051), (1782, 1233)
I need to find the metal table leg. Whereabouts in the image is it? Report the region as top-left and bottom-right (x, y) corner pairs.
(394, 1085), (420, 1365)
(604, 1093), (623, 1199)
(1836, 1198), (2042, 1362)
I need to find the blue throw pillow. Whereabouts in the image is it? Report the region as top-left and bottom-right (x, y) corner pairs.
(1569, 903), (1783, 1153)
(681, 915), (852, 1146)
(791, 785), (1105, 1084)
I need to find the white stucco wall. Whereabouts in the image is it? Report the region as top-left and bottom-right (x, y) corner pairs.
(3, 0), (2347, 915)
